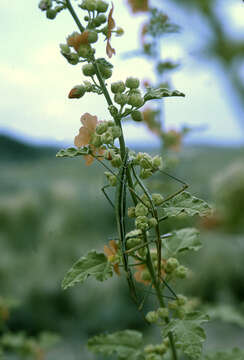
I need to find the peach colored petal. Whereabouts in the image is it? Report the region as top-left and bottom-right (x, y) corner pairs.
(84, 154), (94, 166)
(109, 240), (118, 254)
(104, 245), (113, 257)
(80, 113), (98, 133)
(74, 127), (91, 147)
(113, 263), (120, 275)
(67, 31), (89, 51)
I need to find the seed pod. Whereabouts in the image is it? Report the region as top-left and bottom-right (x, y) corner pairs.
(114, 93), (128, 106)
(165, 257), (179, 273)
(68, 53), (80, 65)
(127, 94), (144, 107)
(152, 193), (164, 206)
(86, 0), (97, 11)
(87, 31), (98, 44)
(145, 311), (158, 323)
(135, 203), (148, 217)
(77, 44), (92, 58)
(94, 14), (107, 26)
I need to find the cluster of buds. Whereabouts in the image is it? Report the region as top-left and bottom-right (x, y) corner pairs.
(38, 0), (65, 19)
(144, 339), (169, 360)
(82, 61), (112, 79)
(165, 257), (188, 280)
(110, 78), (145, 118)
(90, 121), (121, 149)
(131, 152), (163, 179)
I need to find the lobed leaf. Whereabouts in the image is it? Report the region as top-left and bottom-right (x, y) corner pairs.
(56, 147), (89, 158)
(162, 228), (202, 258)
(161, 192), (211, 217)
(62, 250), (113, 290)
(203, 348), (244, 360)
(144, 87), (185, 102)
(162, 312), (209, 360)
(87, 330), (143, 360)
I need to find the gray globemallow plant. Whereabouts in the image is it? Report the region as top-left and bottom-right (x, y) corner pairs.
(38, 1), (214, 360)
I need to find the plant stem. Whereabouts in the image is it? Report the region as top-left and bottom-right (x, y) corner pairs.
(65, 0), (85, 32)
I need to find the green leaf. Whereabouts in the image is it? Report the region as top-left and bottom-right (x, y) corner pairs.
(56, 147), (89, 158)
(97, 57), (113, 68)
(204, 304), (244, 328)
(161, 192), (211, 217)
(62, 250), (113, 290)
(162, 312), (209, 360)
(163, 228), (202, 258)
(87, 330), (143, 360)
(204, 348), (244, 360)
(144, 87), (185, 102)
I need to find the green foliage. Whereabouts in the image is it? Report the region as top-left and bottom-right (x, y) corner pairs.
(144, 87), (185, 102)
(162, 312), (209, 360)
(62, 250), (113, 290)
(204, 304), (244, 328)
(88, 330), (143, 359)
(162, 228), (202, 258)
(161, 191), (211, 217)
(56, 147), (89, 158)
(203, 348), (244, 360)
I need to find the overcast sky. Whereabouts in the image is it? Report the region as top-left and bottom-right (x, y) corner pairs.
(0, 0), (244, 147)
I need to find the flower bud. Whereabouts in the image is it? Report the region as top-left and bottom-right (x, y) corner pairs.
(177, 294), (187, 306)
(108, 105), (118, 117)
(148, 217), (157, 227)
(109, 125), (122, 139)
(104, 172), (117, 186)
(165, 257), (179, 273)
(144, 345), (155, 354)
(39, 0), (51, 11)
(127, 207), (136, 218)
(94, 14), (107, 26)
(83, 81), (93, 91)
(140, 154), (153, 169)
(175, 265), (188, 279)
(87, 31), (98, 44)
(127, 94), (144, 107)
(80, 0), (88, 9)
(138, 247), (147, 257)
(168, 300), (178, 310)
(98, 64), (112, 79)
(111, 81), (126, 94)
(68, 85), (86, 99)
(135, 203), (148, 217)
(152, 193), (164, 206)
(46, 9), (56, 19)
(78, 44), (92, 58)
(60, 43), (70, 55)
(86, 0), (97, 11)
(111, 155), (122, 168)
(96, 121), (108, 135)
(96, 0), (109, 12)
(140, 194), (151, 207)
(126, 237), (142, 250)
(140, 169), (153, 179)
(116, 27), (124, 36)
(141, 269), (151, 281)
(101, 132), (113, 145)
(154, 344), (167, 355)
(145, 354), (161, 360)
(126, 229), (142, 239)
(82, 63), (96, 76)
(176, 308), (186, 319)
(157, 307), (169, 319)
(125, 77), (140, 89)
(135, 216), (149, 231)
(90, 133), (102, 147)
(68, 53), (80, 65)
(152, 155), (163, 170)
(131, 110), (143, 122)
(145, 311), (158, 323)
(114, 93), (128, 106)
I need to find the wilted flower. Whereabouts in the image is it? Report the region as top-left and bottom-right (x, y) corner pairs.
(104, 240), (120, 275)
(106, 3), (116, 58)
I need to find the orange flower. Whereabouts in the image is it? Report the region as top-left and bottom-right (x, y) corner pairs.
(104, 240), (120, 275)
(142, 107), (162, 136)
(74, 113), (104, 165)
(106, 3), (116, 58)
(127, 0), (149, 13)
(134, 257), (166, 286)
(67, 31), (89, 51)
(162, 129), (182, 152)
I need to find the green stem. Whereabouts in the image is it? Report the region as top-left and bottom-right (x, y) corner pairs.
(65, 0), (85, 32)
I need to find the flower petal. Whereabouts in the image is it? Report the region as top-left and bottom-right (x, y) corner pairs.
(106, 3), (116, 58)
(74, 127), (90, 147)
(80, 113), (98, 133)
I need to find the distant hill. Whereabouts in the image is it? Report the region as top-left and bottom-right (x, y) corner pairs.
(0, 134), (57, 162)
